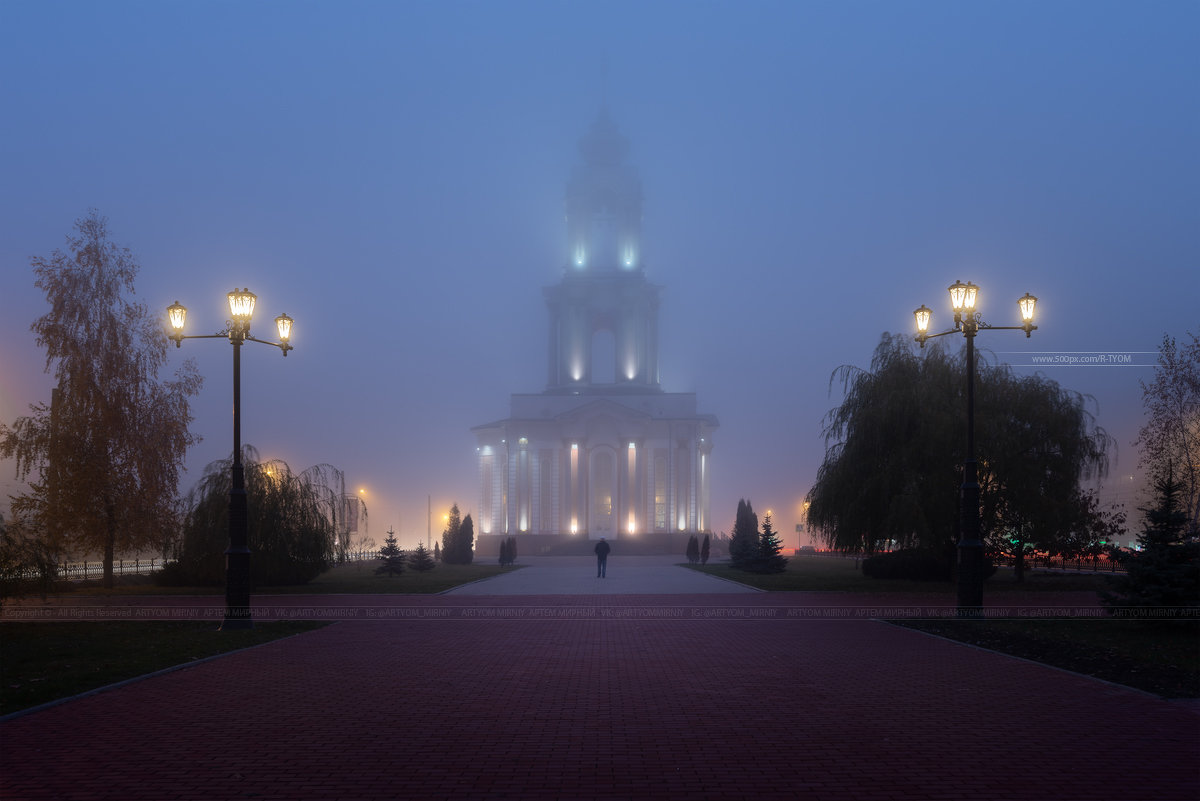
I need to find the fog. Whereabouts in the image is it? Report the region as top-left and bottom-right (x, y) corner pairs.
(2, 1), (1197, 547)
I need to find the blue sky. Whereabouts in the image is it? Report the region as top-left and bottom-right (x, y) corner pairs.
(2, 0), (1197, 548)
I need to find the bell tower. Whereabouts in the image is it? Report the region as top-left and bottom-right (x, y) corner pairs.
(565, 109), (642, 272)
(545, 111), (661, 393)
(473, 111), (717, 544)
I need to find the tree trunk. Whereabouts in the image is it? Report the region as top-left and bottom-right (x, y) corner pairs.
(1014, 548), (1025, 583)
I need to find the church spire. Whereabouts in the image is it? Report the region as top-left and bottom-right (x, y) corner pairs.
(565, 111), (643, 272)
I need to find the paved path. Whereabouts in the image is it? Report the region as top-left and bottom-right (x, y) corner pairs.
(2, 562), (1197, 801)
(446, 555), (759, 595)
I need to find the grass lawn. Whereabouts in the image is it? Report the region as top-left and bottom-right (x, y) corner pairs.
(689, 556), (1199, 698)
(686, 554), (1112, 593)
(1, 562), (518, 716)
(272, 561), (520, 594)
(52, 561), (522, 597)
(894, 619), (1200, 698)
(0, 621), (327, 717)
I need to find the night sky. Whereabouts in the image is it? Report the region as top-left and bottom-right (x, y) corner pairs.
(2, 0), (1197, 549)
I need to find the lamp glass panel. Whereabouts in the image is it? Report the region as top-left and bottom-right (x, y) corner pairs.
(1018, 293), (1037, 322)
(963, 282), (978, 310)
(228, 289), (257, 321)
(948, 281), (968, 310)
(167, 302), (187, 332)
(276, 313), (293, 341)
(913, 305), (931, 333)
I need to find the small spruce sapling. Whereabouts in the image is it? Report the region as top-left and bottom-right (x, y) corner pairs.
(376, 529), (406, 577)
(409, 542), (435, 572)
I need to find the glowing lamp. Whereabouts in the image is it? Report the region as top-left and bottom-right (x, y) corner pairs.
(275, 312), (293, 343)
(228, 288), (256, 323)
(913, 305), (931, 335)
(1017, 293), (1037, 323)
(167, 301), (187, 345)
(948, 280), (977, 312)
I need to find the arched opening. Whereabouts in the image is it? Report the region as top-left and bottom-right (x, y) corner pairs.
(590, 328), (615, 384)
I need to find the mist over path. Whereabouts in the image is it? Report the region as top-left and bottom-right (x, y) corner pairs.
(445, 554), (757, 595)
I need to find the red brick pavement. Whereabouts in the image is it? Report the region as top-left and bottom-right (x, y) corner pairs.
(2, 593), (1197, 801)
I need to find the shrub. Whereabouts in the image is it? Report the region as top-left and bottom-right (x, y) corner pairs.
(0, 515), (59, 604)
(498, 536), (518, 566)
(862, 548), (996, 581)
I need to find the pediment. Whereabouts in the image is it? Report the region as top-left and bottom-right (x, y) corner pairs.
(553, 398), (654, 424)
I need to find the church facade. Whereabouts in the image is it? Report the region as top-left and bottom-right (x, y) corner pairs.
(472, 113), (717, 542)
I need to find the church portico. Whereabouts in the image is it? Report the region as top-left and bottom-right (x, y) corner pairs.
(474, 394), (714, 540)
(473, 112), (717, 548)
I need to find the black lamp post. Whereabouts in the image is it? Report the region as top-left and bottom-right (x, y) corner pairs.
(168, 289), (293, 630)
(914, 281), (1037, 616)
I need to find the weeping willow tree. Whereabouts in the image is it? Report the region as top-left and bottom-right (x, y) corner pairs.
(806, 333), (1112, 558)
(807, 335), (961, 554)
(165, 447), (365, 586)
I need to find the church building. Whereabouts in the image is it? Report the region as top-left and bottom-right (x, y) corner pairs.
(472, 113), (718, 544)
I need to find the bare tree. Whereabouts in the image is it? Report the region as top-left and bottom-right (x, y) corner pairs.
(1135, 331), (1200, 535)
(0, 211), (201, 587)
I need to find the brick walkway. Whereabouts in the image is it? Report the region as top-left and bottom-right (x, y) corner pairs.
(2, 573), (1198, 800)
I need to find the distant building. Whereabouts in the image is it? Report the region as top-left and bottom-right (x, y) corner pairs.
(472, 112), (718, 541)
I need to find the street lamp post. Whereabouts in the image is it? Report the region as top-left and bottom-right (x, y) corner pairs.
(914, 281), (1036, 616)
(168, 289), (293, 630)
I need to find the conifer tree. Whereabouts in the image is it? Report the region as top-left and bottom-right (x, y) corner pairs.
(728, 499), (759, 569)
(700, 534), (711, 565)
(751, 512), (788, 574)
(458, 514), (475, 565)
(498, 536), (518, 566)
(440, 505), (476, 565)
(376, 528), (406, 577)
(1103, 469), (1200, 611)
(409, 542), (435, 572)
(686, 534), (699, 564)
(434, 541), (441, 562)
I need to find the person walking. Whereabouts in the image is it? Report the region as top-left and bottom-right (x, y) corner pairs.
(594, 537), (611, 578)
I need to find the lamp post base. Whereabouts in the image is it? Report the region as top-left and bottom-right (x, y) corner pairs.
(956, 543), (985, 618)
(221, 546), (253, 630)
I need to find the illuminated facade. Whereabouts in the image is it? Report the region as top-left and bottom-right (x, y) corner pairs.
(473, 112), (717, 539)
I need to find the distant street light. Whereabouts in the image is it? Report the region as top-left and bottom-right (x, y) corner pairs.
(914, 280), (1036, 616)
(168, 289), (293, 630)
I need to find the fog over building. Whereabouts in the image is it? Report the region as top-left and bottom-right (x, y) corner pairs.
(473, 112), (718, 543)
